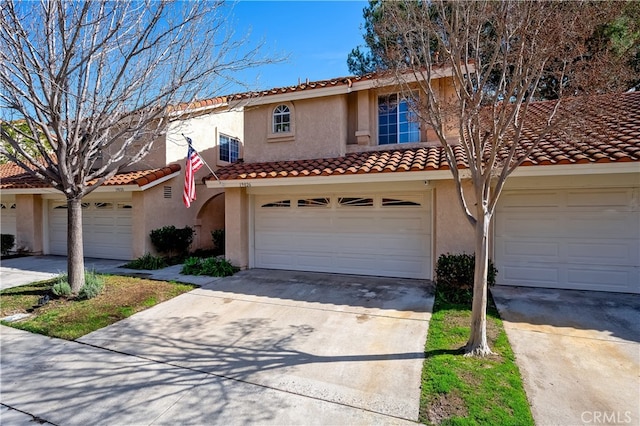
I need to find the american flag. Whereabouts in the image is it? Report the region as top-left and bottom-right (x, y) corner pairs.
(183, 138), (204, 208)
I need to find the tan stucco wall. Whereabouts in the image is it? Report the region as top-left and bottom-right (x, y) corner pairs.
(132, 178), (226, 258)
(243, 77), (457, 163)
(166, 108), (244, 166)
(15, 194), (44, 254)
(244, 96), (348, 163)
(432, 180), (476, 260)
(224, 187), (249, 269)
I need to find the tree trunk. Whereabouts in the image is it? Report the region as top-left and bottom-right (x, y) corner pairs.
(67, 197), (85, 294)
(465, 211), (494, 356)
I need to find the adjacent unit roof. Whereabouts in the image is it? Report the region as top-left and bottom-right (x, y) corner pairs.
(0, 163), (181, 191)
(210, 91), (640, 183)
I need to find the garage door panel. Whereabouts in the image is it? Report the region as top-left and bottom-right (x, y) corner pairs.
(567, 215), (633, 236)
(49, 201), (132, 260)
(502, 264), (560, 285)
(254, 192), (431, 279)
(567, 267), (633, 291)
(498, 240), (560, 262)
(496, 187), (639, 293)
(566, 189), (631, 207)
(499, 192), (561, 208)
(499, 214), (560, 236)
(566, 242), (635, 265)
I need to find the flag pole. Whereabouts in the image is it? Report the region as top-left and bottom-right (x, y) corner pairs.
(182, 134), (222, 185)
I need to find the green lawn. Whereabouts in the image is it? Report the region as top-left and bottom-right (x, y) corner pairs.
(420, 293), (534, 425)
(0, 275), (195, 340)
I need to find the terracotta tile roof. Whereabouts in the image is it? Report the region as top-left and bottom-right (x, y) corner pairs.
(0, 163), (181, 190)
(167, 97), (228, 113)
(228, 74), (378, 101)
(211, 91), (640, 182)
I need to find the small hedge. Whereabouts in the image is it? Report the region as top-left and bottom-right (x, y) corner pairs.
(1, 234), (15, 255)
(181, 256), (237, 277)
(123, 253), (168, 270)
(434, 253), (498, 305)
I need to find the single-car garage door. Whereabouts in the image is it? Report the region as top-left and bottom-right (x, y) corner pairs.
(49, 200), (133, 260)
(495, 188), (639, 293)
(254, 192), (431, 279)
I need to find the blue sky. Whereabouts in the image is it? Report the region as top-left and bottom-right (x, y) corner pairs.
(228, 1), (368, 93)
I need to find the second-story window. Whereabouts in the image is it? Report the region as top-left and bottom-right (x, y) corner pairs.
(273, 104), (291, 133)
(219, 134), (240, 163)
(378, 93), (420, 145)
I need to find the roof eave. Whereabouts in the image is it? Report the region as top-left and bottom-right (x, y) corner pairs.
(206, 161), (639, 189)
(230, 65), (462, 107)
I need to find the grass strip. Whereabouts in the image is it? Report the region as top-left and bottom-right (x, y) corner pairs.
(1, 275), (195, 340)
(420, 293), (534, 425)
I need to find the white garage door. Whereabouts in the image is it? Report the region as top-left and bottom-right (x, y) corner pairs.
(254, 193), (431, 279)
(0, 202), (17, 237)
(49, 201), (133, 260)
(495, 188), (639, 293)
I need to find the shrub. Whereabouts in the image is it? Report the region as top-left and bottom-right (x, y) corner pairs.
(150, 225), (194, 258)
(51, 270), (104, 300)
(123, 253), (167, 270)
(211, 229), (225, 254)
(181, 256), (237, 277)
(52, 280), (72, 297)
(1, 234), (15, 255)
(434, 253), (498, 305)
(77, 270), (105, 300)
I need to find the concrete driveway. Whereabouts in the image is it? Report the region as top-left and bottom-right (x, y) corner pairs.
(492, 286), (640, 426)
(1, 268), (433, 425)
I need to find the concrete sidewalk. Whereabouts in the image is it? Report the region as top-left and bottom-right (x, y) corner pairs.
(0, 255), (218, 290)
(1, 269), (433, 425)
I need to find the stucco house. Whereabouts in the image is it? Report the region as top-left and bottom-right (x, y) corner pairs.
(2, 70), (638, 294)
(207, 72), (639, 294)
(0, 98), (242, 259)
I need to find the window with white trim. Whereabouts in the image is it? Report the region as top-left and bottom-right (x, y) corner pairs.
(378, 93), (420, 145)
(273, 105), (291, 133)
(219, 134), (240, 163)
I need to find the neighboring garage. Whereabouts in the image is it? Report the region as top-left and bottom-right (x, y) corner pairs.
(0, 202), (17, 237)
(253, 191), (432, 279)
(48, 200), (133, 260)
(495, 186), (640, 294)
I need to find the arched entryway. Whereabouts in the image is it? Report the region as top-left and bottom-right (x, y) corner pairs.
(195, 192), (225, 251)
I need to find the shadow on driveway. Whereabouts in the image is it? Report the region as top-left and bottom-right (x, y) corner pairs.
(2, 269), (434, 425)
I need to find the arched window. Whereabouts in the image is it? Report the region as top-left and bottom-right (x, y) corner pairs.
(273, 105), (291, 133)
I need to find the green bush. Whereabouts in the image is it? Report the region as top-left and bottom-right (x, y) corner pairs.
(123, 253), (167, 270)
(77, 271), (105, 300)
(1, 234), (15, 255)
(211, 229), (225, 254)
(181, 256), (237, 277)
(52, 280), (72, 297)
(434, 253), (498, 305)
(150, 225), (194, 257)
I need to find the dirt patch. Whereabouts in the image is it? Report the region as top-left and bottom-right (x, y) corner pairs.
(426, 391), (468, 425)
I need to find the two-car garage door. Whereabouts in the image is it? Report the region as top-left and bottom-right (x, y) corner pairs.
(495, 188), (639, 294)
(49, 200), (133, 260)
(254, 192), (431, 279)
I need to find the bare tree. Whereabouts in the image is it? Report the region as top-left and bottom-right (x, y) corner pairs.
(376, 1), (631, 356)
(0, 0), (273, 293)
